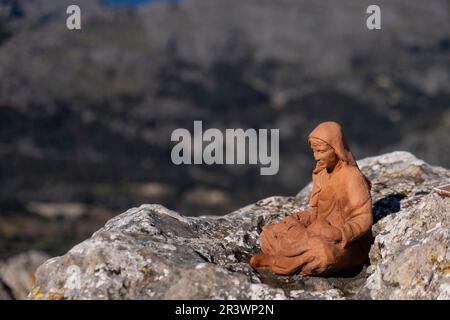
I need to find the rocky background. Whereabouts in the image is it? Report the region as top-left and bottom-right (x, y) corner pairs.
(0, 0), (449, 297)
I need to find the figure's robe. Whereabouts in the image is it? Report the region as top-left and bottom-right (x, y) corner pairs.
(253, 160), (373, 276)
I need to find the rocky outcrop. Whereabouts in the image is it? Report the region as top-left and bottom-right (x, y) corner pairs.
(0, 251), (49, 300)
(29, 152), (449, 299)
(366, 191), (449, 299)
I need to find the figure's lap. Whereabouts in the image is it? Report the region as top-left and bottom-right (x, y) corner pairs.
(260, 220), (308, 256)
(253, 220), (370, 276)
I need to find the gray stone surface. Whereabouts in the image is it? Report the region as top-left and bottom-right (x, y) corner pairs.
(30, 152), (449, 299)
(0, 251), (49, 300)
(0, 279), (13, 300)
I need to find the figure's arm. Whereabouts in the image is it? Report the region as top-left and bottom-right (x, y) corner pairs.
(291, 176), (320, 227)
(335, 174), (373, 248)
(295, 174), (320, 227)
(336, 197), (372, 248)
(282, 207), (317, 229)
(293, 207), (318, 227)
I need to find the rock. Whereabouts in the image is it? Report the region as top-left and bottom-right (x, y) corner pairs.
(365, 192), (449, 299)
(0, 251), (50, 300)
(30, 152), (450, 299)
(0, 279), (13, 300)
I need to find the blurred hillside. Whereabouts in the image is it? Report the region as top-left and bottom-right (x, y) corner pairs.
(0, 0), (449, 258)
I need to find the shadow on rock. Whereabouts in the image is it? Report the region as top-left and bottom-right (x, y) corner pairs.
(372, 194), (407, 223)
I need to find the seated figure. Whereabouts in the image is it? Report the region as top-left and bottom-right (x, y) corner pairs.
(250, 121), (373, 276)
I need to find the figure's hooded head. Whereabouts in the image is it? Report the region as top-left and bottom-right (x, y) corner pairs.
(307, 122), (370, 208)
(308, 121), (357, 173)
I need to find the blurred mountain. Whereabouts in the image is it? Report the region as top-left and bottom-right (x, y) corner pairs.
(0, 0), (449, 257)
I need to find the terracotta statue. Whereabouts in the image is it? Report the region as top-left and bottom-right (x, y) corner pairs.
(250, 121), (373, 276)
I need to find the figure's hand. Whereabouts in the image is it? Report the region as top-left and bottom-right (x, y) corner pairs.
(307, 220), (342, 242)
(283, 215), (300, 229)
(293, 210), (314, 227)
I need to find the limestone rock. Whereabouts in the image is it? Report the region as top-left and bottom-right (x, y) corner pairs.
(30, 152), (449, 299)
(0, 279), (12, 300)
(0, 251), (50, 300)
(365, 192), (449, 299)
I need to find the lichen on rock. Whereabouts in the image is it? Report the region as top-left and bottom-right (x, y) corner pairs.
(30, 152), (449, 299)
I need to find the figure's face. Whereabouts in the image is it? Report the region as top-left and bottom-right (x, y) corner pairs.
(311, 143), (339, 171)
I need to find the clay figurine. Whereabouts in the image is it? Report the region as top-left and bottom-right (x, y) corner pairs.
(250, 121), (373, 276)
